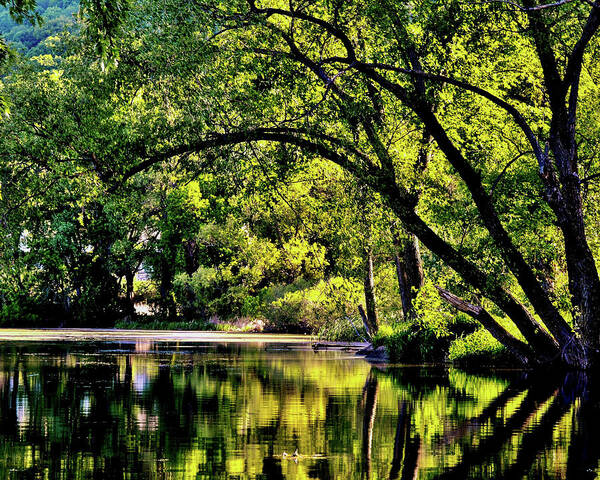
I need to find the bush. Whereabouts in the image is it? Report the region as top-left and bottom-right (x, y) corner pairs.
(448, 329), (512, 366)
(260, 277), (363, 334)
(133, 279), (158, 303)
(374, 322), (452, 363)
(0, 300), (43, 327)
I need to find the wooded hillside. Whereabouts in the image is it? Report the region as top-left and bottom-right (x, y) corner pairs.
(0, 0), (77, 55)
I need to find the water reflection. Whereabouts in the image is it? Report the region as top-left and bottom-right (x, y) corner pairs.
(0, 342), (597, 479)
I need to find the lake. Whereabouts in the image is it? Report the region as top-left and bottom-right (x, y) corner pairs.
(0, 330), (595, 479)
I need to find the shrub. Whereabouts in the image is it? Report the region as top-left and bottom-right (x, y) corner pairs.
(133, 279), (158, 303)
(448, 329), (512, 366)
(374, 322), (452, 363)
(261, 277), (363, 334)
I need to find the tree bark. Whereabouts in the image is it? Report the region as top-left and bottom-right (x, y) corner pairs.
(363, 248), (379, 336)
(124, 270), (135, 320)
(394, 233), (424, 319)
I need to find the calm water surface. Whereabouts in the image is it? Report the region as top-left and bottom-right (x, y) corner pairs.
(0, 339), (596, 479)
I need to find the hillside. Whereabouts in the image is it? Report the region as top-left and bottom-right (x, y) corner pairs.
(0, 0), (78, 56)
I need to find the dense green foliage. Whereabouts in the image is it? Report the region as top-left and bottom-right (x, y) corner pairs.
(1, 0), (600, 366)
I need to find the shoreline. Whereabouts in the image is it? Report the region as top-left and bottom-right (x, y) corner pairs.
(0, 328), (369, 352)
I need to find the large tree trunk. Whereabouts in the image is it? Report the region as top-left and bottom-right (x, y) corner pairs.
(124, 270), (135, 320)
(558, 208), (600, 366)
(361, 248), (379, 336)
(540, 143), (600, 367)
(183, 239), (200, 276)
(394, 233), (424, 319)
(524, 0), (600, 361)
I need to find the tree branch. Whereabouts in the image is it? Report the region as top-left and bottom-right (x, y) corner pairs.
(436, 286), (535, 365)
(524, 0), (566, 110)
(356, 62), (545, 162)
(247, 0), (357, 62)
(115, 128), (378, 191)
(563, 2), (600, 125)
(490, 151), (532, 200)
(354, 64), (571, 350)
(476, 0), (581, 11)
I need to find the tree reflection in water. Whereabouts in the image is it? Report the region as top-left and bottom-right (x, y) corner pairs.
(0, 342), (597, 479)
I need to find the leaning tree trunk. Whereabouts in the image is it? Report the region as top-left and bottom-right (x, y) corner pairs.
(394, 233), (425, 319)
(436, 287), (535, 366)
(542, 152), (600, 367)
